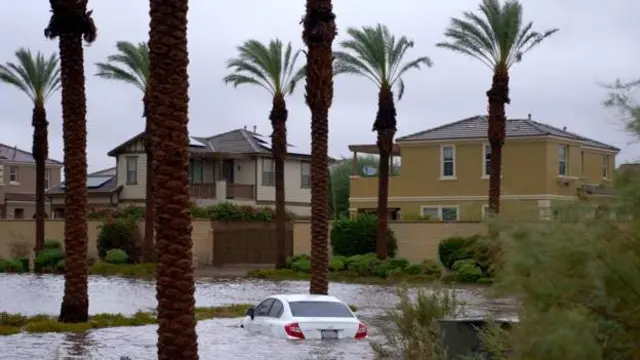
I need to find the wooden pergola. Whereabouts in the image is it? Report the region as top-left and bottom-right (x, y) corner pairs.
(347, 144), (401, 176)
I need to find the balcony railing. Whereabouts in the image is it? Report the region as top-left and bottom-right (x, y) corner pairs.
(226, 183), (254, 199)
(190, 183), (216, 199)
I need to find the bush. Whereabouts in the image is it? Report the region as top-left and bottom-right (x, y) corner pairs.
(97, 218), (140, 263)
(404, 264), (422, 275)
(330, 214), (397, 257)
(44, 239), (62, 250)
(105, 249), (129, 264)
(451, 259), (483, 283)
(438, 234), (482, 269)
(328, 258), (345, 272)
(388, 257), (410, 271)
(196, 202), (294, 222)
(0, 258), (24, 273)
(16, 256), (29, 272)
(290, 256), (311, 273)
(347, 253), (381, 276)
(420, 259), (443, 277)
(88, 205), (144, 221)
(35, 249), (64, 269)
(55, 259), (65, 272)
(285, 254), (309, 269)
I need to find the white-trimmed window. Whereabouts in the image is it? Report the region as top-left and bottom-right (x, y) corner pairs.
(300, 162), (310, 189)
(262, 158), (275, 186)
(602, 155), (609, 179)
(558, 145), (569, 176)
(481, 204), (489, 220)
(189, 158), (204, 184)
(9, 166), (18, 182)
(420, 205), (460, 221)
(440, 145), (456, 178)
(482, 144), (491, 177)
(44, 168), (50, 189)
(126, 156), (138, 185)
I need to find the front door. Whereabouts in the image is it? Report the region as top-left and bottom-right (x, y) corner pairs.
(222, 160), (234, 182)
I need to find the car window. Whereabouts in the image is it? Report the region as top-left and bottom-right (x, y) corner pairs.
(254, 299), (275, 317)
(288, 301), (354, 318)
(268, 300), (284, 318)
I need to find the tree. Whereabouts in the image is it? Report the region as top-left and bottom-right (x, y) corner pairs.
(0, 49), (60, 272)
(334, 24), (431, 259)
(44, 0), (96, 323)
(96, 41), (154, 263)
(604, 78), (640, 137)
(148, 0), (198, 358)
(302, 0), (337, 295)
(436, 0), (557, 216)
(223, 39), (305, 269)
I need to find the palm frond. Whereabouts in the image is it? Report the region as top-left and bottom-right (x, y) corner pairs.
(438, 0), (557, 70)
(0, 48), (60, 104)
(95, 41), (149, 92)
(336, 24), (430, 98)
(224, 38), (305, 97)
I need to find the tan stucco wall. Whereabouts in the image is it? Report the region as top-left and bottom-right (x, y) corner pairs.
(0, 220), (488, 265)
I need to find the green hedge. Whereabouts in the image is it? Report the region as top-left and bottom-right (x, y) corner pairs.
(438, 234), (495, 283)
(97, 218), (140, 262)
(330, 214), (397, 257)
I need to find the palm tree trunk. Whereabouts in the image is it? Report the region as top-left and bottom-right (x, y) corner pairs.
(269, 95), (288, 269)
(142, 93), (155, 263)
(486, 66), (510, 218)
(57, 31), (90, 323)
(149, 0), (198, 358)
(32, 104), (49, 273)
(374, 87), (397, 260)
(303, 0), (337, 296)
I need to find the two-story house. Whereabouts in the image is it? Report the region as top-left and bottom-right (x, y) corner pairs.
(348, 115), (619, 221)
(47, 128), (314, 217)
(0, 143), (63, 219)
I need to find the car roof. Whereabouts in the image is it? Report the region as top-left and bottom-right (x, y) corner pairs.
(270, 294), (343, 303)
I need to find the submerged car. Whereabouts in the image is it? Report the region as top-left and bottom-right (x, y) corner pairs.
(241, 294), (368, 340)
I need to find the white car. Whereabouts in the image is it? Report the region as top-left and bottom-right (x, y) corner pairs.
(241, 294), (368, 340)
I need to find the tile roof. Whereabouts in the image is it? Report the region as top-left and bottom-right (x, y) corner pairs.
(0, 143), (63, 165)
(396, 116), (619, 151)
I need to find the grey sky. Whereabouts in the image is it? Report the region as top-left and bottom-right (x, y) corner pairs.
(0, 0), (638, 172)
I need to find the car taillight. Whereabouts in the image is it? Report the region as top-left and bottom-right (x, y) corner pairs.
(284, 322), (305, 339)
(355, 323), (368, 339)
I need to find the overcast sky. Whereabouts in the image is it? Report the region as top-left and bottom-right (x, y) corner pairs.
(0, 0), (638, 172)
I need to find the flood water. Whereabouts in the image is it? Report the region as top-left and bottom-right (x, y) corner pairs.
(0, 274), (516, 360)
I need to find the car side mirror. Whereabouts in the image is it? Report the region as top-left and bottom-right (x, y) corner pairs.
(246, 307), (254, 320)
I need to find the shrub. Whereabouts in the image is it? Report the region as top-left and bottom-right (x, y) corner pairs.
(199, 202), (294, 222)
(105, 249), (128, 264)
(97, 218), (140, 262)
(451, 259), (483, 283)
(330, 214), (397, 257)
(44, 239), (62, 250)
(420, 259), (443, 277)
(285, 254), (309, 269)
(88, 205), (144, 221)
(347, 253), (381, 276)
(404, 264), (422, 275)
(55, 259), (65, 272)
(291, 257), (311, 273)
(328, 258), (345, 272)
(388, 257), (410, 271)
(36, 249), (64, 269)
(0, 258), (24, 273)
(16, 256), (29, 272)
(438, 234), (482, 269)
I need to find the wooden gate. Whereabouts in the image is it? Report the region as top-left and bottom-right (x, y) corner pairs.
(212, 221), (293, 265)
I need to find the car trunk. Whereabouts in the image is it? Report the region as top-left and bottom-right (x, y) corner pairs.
(295, 317), (359, 340)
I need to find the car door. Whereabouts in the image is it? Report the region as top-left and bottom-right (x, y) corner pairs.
(263, 299), (285, 337)
(248, 298), (274, 334)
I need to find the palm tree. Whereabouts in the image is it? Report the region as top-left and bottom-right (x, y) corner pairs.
(148, 0), (198, 358)
(302, 0), (337, 295)
(223, 39), (305, 269)
(96, 41), (154, 263)
(436, 0), (557, 216)
(334, 24), (432, 259)
(44, 0), (96, 323)
(0, 49), (60, 272)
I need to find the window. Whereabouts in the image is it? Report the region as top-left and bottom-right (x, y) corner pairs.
(602, 155), (609, 179)
(13, 208), (24, 219)
(481, 205), (490, 220)
(253, 299), (275, 317)
(420, 206), (459, 221)
(300, 162), (310, 189)
(289, 301), (354, 318)
(482, 144), (491, 177)
(125, 157), (138, 185)
(189, 158), (204, 183)
(9, 166), (18, 182)
(268, 300), (284, 318)
(558, 145), (569, 176)
(262, 158), (275, 186)
(44, 169), (50, 189)
(580, 151), (585, 176)
(441, 145), (456, 178)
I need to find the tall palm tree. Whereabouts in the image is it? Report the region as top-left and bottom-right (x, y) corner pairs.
(0, 49), (60, 272)
(223, 39), (305, 269)
(334, 24), (431, 259)
(148, 0), (198, 358)
(302, 0), (337, 295)
(96, 41), (154, 263)
(44, 0), (96, 323)
(436, 0), (557, 216)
